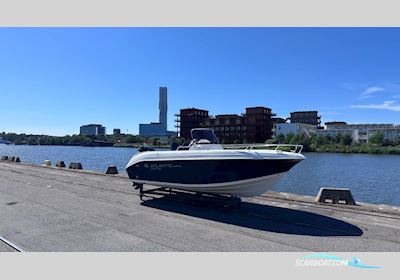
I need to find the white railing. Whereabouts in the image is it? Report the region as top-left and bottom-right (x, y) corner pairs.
(221, 143), (304, 154)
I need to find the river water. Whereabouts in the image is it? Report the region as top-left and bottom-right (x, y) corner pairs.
(1, 145), (399, 206)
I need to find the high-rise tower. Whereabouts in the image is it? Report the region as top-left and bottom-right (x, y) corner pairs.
(159, 87), (168, 131)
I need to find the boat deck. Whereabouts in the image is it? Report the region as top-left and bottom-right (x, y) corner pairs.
(0, 161), (400, 252)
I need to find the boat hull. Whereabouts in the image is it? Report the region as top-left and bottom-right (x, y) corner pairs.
(132, 172), (287, 197)
(126, 158), (301, 197)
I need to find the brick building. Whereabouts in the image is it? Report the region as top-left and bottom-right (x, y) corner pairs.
(175, 108), (209, 140)
(203, 114), (247, 144)
(245, 107), (275, 143)
(290, 111), (321, 127)
(176, 106), (275, 144)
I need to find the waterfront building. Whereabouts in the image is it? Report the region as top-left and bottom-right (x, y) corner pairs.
(324, 123), (394, 131)
(80, 124), (106, 136)
(175, 108), (210, 140)
(324, 121), (348, 129)
(290, 111), (321, 127)
(139, 87), (173, 137)
(113, 129), (121, 135)
(176, 106), (275, 144)
(273, 123), (317, 138)
(202, 107), (275, 144)
(316, 128), (359, 142)
(245, 107), (275, 143)
(139, 123), (167, 137)
(203, 114), (247, 144)
(318, 123), (399, 144)
(368, 127), (400, 141)
(272, 117), (287, 125)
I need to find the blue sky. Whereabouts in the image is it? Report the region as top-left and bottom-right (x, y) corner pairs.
(1, 28), (400, 136)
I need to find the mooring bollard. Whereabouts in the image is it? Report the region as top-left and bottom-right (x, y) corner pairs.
(43, 160), (52, 166)
(56, 161), (66, 168)
(9, 156), (16, 162)
(14, 157), (21, 163)
(106, 165), (119, 175)
(315, 187), (356, 206)
(69, 162), (83, 170)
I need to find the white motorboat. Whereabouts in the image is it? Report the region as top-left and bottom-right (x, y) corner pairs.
(126, 129), (305, 197)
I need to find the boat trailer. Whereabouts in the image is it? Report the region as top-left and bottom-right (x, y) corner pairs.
(133, 183), (242, 209)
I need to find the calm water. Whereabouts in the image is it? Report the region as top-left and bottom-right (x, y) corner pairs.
(1, 145), (400, 206)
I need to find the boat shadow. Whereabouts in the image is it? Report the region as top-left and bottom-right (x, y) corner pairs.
(141, 195), (364, 237)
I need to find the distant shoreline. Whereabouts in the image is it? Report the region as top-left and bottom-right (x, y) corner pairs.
(2, 142), (400, 155)
(0, 143), (171, 149)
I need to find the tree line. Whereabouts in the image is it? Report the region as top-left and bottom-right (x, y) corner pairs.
(0, 132), (182, 147)
(2, 131), (400, 154)
(267, 132), (400, 154)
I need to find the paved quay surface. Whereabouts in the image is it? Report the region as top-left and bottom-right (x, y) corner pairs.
(1, 161), (400, 252)
(0, 240), (18, 252)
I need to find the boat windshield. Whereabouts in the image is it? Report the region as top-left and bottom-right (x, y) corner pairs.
(190, 129), (220, 144)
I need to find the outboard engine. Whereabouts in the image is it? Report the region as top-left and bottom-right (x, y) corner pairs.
(138, 146), (155, 153)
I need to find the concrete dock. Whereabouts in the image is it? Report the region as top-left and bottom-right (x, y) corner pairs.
(1, 161), (400, 252)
